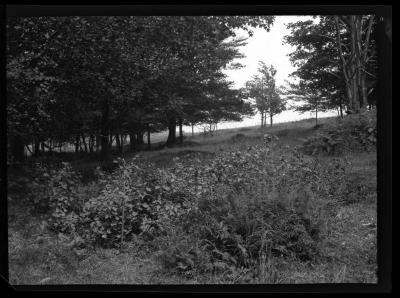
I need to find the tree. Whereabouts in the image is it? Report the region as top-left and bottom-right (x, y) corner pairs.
(245, 63), (286, 127)
(149, 16), (274, 146)
(7, 17), (72, 161)
(333, 15), (377, 112)
(287, 82), (330, 126)
(284, 16), (377, 114)
(7, 16), (152, 160)
(6, 16), (275, 161)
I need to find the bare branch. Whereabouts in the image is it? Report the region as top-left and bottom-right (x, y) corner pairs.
(363, 16), (374, 61)
(306, 33), (336, 41)
(334, 16), (350, 84)
(361, 67), (377, 78)
(327, 71), (342, 79)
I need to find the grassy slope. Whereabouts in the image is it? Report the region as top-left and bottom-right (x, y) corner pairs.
(8, 117), (377, 284)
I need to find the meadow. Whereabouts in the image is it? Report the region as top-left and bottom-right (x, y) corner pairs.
(7, 113), (377, 284)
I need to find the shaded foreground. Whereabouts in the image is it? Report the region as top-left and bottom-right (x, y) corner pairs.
(8, 116), (377, 284)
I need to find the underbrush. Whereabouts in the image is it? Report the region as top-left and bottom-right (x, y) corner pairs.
(7, 130), (377, 284)
(301, 110), (376, 156)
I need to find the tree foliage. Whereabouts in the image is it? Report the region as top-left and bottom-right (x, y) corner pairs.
(7, 16), (275, 161)
(284, 16), (377, 116)
(245, 62), (286, 127)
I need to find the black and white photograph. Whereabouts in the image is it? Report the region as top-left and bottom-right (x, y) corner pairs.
(4, 5), (391, 290)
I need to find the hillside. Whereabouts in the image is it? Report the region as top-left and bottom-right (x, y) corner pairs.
(8, 115), (377, 284)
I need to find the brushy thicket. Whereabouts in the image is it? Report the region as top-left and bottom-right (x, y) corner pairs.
(301, 110), (376, 156)
(11, 129), (373, 280)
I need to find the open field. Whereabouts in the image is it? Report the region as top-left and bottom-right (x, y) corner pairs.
(8, 116), (377, 284)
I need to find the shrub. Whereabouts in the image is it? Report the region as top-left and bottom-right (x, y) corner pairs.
(78, 159), (153, 246)
(301, 110), (376, 156)
(156, 184), (328, 277)
(76, 158), (196, 247)
(154, 144), (346, 276)
(230, 133), (245, 141)
(11, 162), (102, 234)
(155, 225), (213, 277)
(45, 163), (84, 233)
(11, 134), (369, 271)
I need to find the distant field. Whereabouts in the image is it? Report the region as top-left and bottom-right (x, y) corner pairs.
(139, 116), (336, 167)
(25, 116), (336, 156)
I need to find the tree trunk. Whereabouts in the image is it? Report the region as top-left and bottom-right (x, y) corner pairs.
(75, 135), (80, 153)
(79, 137), (84, 152)
(360, 73), (368, 108)
(335, 16), (358, 113)
(147, 124), (151, 150)
(108, 134), (114, 150)
(115, 133), (121, 152)
(100, 100), (110, 161)
(166, 117), (177, 146)
(81, 134), (88, 153)
(25, 144), (33, 156)
(354, 16), (370, 110)
(270, 114), (273, 127)
(120, 134), (124, 154)
(261, 111), (264, 128)
(339, 100), (343, 118)
(96, 134), (100, 153)
(9, 135), (25, 163)
(137, 132), (144, 145)
(89, 134), (94, 153)
(34, 138), (40, 156)
(350, 16), (360, 112)
(131, 133), (136, 150)
(146, 123), (151, 150)
(179, 118), (183, 144)
(100, 132), (109, 161)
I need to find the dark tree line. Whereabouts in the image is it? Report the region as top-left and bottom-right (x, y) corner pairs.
(284, 15), (378, 121)
(7, 16), (274, 162)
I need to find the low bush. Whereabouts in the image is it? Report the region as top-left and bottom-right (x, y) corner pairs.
(230, 133), (246, 140)
(301, 110), (376, 156)
(152, 143), (352, 276)
(9, 133), (374, 279)
(155, 180), (329, 277)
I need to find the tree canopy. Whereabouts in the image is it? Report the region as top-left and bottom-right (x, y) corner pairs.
(284, 15), (377, 116)
(7, 16), (275, 161)
(245, 62), (286, 127)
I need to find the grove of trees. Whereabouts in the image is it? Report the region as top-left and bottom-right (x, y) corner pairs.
(284, 15), (377, 119)
(7, 16), (275, 162)
(245, 62), (286, 127)
(7, 14), (382, 163)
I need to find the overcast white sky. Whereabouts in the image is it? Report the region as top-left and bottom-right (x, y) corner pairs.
(223, 15), (308, 89)
(185, 16), (337, 133)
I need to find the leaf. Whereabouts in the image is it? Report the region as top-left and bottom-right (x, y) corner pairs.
(213, 261), (229, 270)
(177, 262), (188, 270)
(39, 277), (51, 284)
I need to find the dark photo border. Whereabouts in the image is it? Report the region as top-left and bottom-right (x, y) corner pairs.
(1, 4), (392, 294)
